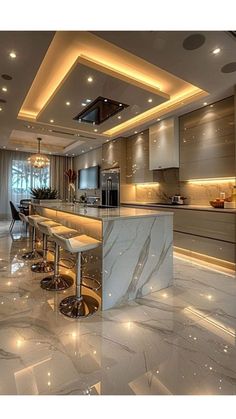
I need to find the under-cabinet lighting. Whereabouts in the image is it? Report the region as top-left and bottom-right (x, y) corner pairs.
(187, 177), (235, 185)
(135, 182), (160, 187)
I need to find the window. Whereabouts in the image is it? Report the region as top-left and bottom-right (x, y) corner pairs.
(11, 159), (50, 203)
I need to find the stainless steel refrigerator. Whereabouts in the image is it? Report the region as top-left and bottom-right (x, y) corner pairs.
(101, 169), (120, 207)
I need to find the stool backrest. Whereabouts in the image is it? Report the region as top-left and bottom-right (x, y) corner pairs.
(9, 201), (20, 220)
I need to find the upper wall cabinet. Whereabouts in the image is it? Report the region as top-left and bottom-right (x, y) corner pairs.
(126, 129), (154, 184)
(179, 96), (235, 181)
(149, 117), (179, 170)
(102, 138), (127, 184)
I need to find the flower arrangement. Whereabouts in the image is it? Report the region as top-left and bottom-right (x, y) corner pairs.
(65, 169), (77, 201)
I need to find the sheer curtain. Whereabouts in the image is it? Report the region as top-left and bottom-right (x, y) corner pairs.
(50, 155), (73, 200)
(0, 150), (72, 219)
(0, 149), (49, 219)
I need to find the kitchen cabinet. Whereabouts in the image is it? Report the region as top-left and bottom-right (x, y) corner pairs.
(149, 117), (179, 170)
(126, 129), (154, 184)
(179, 96), (235, 181)
(102, 138), (126, 184)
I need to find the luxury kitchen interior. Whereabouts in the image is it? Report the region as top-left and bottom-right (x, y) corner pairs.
(0, 30), (236, 397)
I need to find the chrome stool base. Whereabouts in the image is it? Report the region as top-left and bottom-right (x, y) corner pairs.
(22, 251), (41, 260)
(31, 261), (54, 273)
(59, 295), (99, 318)
(40, 274), (73, 291)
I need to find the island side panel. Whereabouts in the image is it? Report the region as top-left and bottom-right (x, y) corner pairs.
(102, 214), (173, 310)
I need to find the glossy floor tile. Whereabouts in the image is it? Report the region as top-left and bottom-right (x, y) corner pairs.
(0, 221), (235, 395)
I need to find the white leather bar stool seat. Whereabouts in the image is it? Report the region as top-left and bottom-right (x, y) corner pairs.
(52, 231), (100, 318)
(22, 215), (49, 260)
(39, 225), (79, 291)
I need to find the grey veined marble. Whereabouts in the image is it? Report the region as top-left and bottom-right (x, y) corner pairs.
(0, 221), (235, 395)
(102, 215), (173, 309)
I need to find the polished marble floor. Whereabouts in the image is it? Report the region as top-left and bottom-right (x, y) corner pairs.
(0, 221), (235, 395)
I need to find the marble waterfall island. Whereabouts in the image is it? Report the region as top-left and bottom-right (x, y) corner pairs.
(32, 204), (174, 310)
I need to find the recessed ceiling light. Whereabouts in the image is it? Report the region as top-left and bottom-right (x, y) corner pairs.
(72, 153), (75, 156)
(106, 139), (109, 142)
(2, 87), (7, 92)
(94, 129), (98, 132)
(212, 47), (221, 55)
(104, 99), (108, 102)
(15, 148), (18, 150)
(87, 76), (93, 83)
(65, 154), (68, 156)
(50, 119), (54, 123)
(86, 99), (91, 103)
(81, 102), (86, 106)
(66, 101), (70, 106)
(148, 98), (153, 103)
(203, 102), (208, 106)
(3, 146), (6, 148)
(49, 152), (52, 155)
(119, 103), (122, 107)
(134, 131), (138, 134)
(82, 150), (85, 153)
(157, 118), (161, 121)
(89, 147), (93, 150)
(0, 107), (2, 111)
(118, 115), (121, 119)
(9, 51), (16, 59)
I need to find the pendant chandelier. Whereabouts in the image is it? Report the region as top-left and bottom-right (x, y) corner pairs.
(27, 137), (50, 169)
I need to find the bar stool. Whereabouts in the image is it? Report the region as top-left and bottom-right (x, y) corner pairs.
(31, 220), (61, 273)
(22, 215), (49, 260)
(39, 224), (78, 291)
(52, 231), (100, 318)
(19, 212), (29, 234)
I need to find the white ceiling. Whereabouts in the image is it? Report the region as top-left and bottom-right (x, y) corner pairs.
(1, 31), (236, 156)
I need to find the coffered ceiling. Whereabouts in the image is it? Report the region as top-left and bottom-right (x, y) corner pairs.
(1, 30), (236, 156)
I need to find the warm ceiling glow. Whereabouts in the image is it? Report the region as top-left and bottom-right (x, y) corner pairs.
(2, 86), (7, 92)
(0, 107), (2, 111)
(212, 47), (221, 55)
(81, 102), (86, 106)
(9, 51), (16, 59)
(86, 99), (91, 103)
(118, 115), (121, 119)
(17, 31), (207, 137)
(66, 101), (70, 106)
(148, 98), (153, 103)
(187, 177), (235, 184)
(135, 182), (160, 187)
(203, 102), (208, 106)
(50, 119), (54, 123)
(94, 129), (98, 132)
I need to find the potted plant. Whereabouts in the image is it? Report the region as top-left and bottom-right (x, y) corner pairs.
(30, 187), (60, 204)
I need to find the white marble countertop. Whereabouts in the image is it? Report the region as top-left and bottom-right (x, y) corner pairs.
(32, 203), (174, 221)
(122, 201), (236, 214)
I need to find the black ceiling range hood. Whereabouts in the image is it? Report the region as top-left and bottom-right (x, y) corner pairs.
(73, 96), (129, 125)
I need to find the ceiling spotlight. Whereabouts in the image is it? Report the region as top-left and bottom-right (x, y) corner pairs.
(65, 154), (68, 156)
(203, 102), (208, 106)
(90, 147), (93, 150)
(81, 102), (86, 106)
(15, 148), (18, 150)
(86, 99), (91, 103)
(119, 103), (122, 107)
(50, 119), (54, 123)
(148, 98), (153, 103)
(2, 87), (7, 92)
(210, 104), (214, 108)
(3, 146), (6, 148)
(212, 47), (221, 55)
(82, 150), (85, 153)
(9, 51), (16, 59)
(87, 76), (93, 83)
(118, 115), (121, 119)
(94, 129), (98, 132)
(157, 118), (161, 121)
(134, 131), (138, 134)
(104, 99), (108, 102)
(66, 101), (70, 106)
(0, 107), (2, 111)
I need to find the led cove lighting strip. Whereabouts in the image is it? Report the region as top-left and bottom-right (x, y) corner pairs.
(187, 177), (235, 184)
